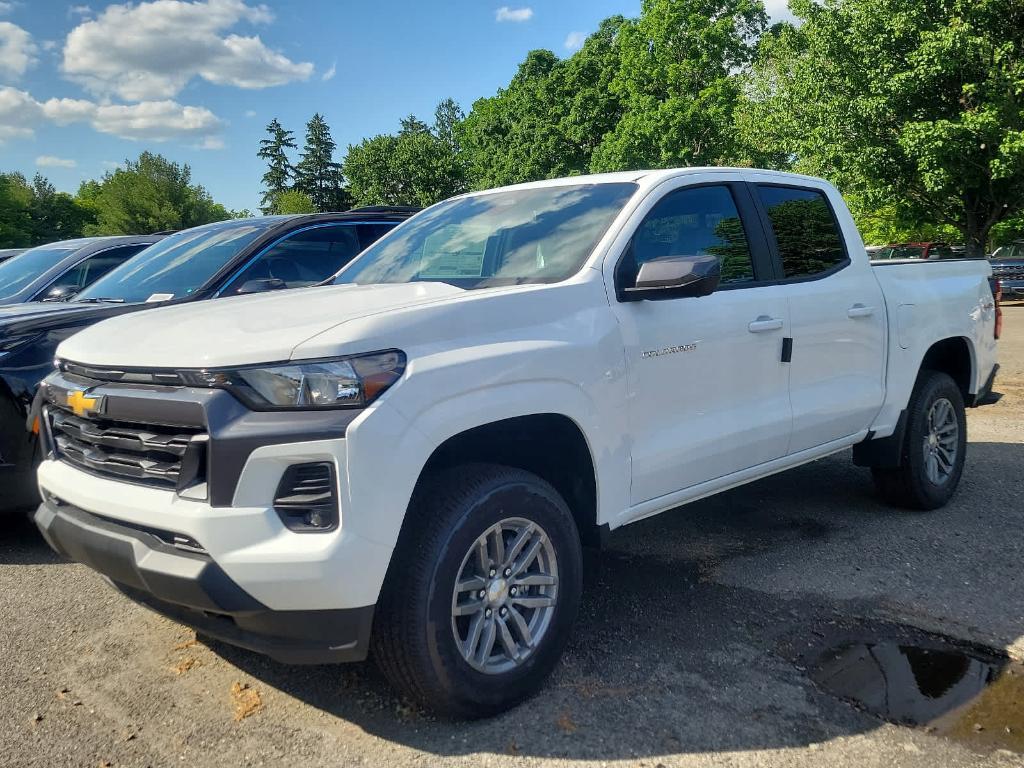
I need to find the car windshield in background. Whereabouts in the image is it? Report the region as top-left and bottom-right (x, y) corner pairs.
(0, 244), (78, 300)
(75, 219), (282, 304)
(888, 246), (927, 260)
(335, 183), (637, 289)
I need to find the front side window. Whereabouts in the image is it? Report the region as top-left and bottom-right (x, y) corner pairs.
(41, 245), (148, 297)
(757, 186), (847, 278)
(620, 185), (755, 289)
(335, 183), (637, 289)
(224, 223), (395, 296)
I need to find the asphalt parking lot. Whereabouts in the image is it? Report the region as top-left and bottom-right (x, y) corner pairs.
(2, 308), (1022, 768)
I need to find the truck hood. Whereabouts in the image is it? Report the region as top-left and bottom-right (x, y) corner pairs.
(57, 282), (465, 368)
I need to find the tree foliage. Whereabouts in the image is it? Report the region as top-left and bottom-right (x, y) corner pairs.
(344, 102), (468, 207)
(272, 189), (317, 214)
(0, 171), (95, 247)
(741, 0), (1024, 255)
(295, 113), (349, 212)
(77, 151), (230, 235)
(257, 118), (297, 214)
(591, 0), (766, 171)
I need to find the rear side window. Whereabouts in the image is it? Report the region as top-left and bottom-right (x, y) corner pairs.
(757, 186), (847, 279)
(224, 222), (394, 296)
(623, 185), (755, 288)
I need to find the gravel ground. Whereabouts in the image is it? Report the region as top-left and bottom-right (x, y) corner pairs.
(1, 306), (1022, 768)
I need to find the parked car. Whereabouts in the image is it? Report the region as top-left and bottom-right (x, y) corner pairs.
(870, 242), (959, 261)
(0, 208), (416, 513)
(990, 240), (1024, 299)
(0, 236), (165, 306)
(0, 248), (27, 263)
(31, 169), (998, 717)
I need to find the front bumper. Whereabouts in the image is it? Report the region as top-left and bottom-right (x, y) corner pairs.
(35, 496), (374, 664)
(998, 279), (1024, 298)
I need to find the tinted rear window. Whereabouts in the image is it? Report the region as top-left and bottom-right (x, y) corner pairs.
(757, 186), (847, 278)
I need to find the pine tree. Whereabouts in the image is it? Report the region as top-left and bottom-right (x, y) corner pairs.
(295, 113), (348, 212)
(257, 119), (297, 214)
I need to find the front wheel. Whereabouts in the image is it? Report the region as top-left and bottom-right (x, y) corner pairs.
(872, 370), (967, 510)
(372, 464), (583, 718)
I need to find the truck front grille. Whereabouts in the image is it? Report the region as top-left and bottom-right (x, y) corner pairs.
(992, 264), (1024, 279)
(49, 407), (206, 490)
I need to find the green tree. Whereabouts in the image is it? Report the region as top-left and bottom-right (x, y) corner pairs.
(457, 16), (630, 187)
(344, 104), (468, 208)
(741, 0), (1024, 256)
(78, 151), (231, 235)
(0, 172), (34, 247)
(29, 174), (94, 243)
(295, 113), (349, 212)
(433, 97), (465, 150)
(257, 118), (297, 214)
(272, 189), (317, 214)
(591, 0), (767, 172)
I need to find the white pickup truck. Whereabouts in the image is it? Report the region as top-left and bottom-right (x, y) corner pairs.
(33, 168), (999, 717)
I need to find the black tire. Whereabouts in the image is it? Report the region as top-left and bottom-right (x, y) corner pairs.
(372, 463), (583, 718)
(872, 370), (967, 510)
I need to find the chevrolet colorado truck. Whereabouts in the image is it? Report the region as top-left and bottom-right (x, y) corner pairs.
(32, 169), (999, 717)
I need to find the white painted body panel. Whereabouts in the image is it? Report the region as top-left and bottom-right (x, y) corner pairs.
(42, 168), (998, 611)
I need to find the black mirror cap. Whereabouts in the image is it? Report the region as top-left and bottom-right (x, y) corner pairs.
(41, 285), (80, 302)
(236, 277), (287, 295)
(622, 255), (721, 301)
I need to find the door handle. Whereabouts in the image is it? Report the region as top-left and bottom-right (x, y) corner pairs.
(748, 316), (784, 333)
(848, 304), (875, 318)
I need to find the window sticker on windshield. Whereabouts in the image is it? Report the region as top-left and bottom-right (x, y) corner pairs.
(146, 293), (174, 302)
(418, 226), (487, 278)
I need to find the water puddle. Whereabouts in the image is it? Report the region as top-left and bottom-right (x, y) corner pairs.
(812, 641), (1023, 754)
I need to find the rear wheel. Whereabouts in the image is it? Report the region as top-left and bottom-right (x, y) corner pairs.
(372, 464), (583, 718)
(872, 370), (967, 510)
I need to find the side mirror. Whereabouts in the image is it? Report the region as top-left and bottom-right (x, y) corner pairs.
(41, 284), (79, 302)
(236, 277), (287, 295)
(622, 255), (721, 301)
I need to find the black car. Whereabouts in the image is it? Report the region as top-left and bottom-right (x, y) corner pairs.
(0, 207), (417, 513)
(990, 241), (1024, 300)
(0, 236), (164, 305)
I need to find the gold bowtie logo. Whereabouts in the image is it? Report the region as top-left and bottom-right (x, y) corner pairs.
(66, 389), (102, 418)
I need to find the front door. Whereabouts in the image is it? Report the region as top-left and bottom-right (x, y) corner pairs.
(607, 177), (794, 506)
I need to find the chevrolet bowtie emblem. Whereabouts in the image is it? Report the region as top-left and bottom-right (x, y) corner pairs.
(66, 389), (103, 418)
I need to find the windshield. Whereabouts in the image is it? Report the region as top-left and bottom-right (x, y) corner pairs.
(0, 244), (78, 300)
(335, 183), (637, 288)
(76, 219), (281, 303)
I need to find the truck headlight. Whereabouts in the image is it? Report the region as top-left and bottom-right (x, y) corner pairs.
(181, 350), (405, 410)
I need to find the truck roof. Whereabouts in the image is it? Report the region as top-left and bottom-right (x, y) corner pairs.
(460, 167), (833, 198)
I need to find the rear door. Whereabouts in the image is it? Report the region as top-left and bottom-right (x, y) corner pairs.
(750, 181), (886, 453)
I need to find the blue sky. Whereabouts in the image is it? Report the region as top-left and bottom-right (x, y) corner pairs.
(0, 0), (792, 213)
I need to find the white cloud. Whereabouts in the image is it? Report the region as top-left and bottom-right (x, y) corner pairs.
(244, 109), (257, 117)
(0, 86), (225, 146)
(564, 31), (586, 51)
(495, 6), (532, 23)
(62, 0), (313, 100)
(68, 4), (92, 16)
(0, 21), (37, 78)
(0, 2), (13, 15)
(36, 155), (77, 168)
(0, 86), (42, 141)
(322, 62), (336, 81)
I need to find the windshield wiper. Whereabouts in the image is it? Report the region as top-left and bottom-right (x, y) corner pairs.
(73, 297), (126, 304)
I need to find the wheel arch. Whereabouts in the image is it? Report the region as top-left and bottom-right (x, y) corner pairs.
(918, 336), (975, 400)
(412, 413), (602, 549)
